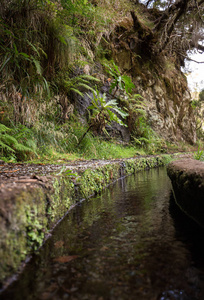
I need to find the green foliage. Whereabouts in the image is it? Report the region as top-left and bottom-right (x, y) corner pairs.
(26, 119), (146, 162)
(0, 4), (50, 98)
(191, 90), (204, 139)
(105, 61), (135, 94)
(57, 166), (77, 177)
(87, 89), (129, 133)
(191, 99), (200, 109)
(57, 72), (100, 96)
(77, 89), (128, 146)
(0, 0), (191, 161)
(194, 144), (204, 161)
(0, 123), (35, 161)
(26, 208), (45, 250)
(120, 93), (166, 154)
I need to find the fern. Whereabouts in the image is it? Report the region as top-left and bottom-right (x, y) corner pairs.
(0, 123), (35, 161)
(62, 74), (100, 96)
(0, 123), (11, 132)
(105, 61), (135, 94)
(0, 140), (15, 153)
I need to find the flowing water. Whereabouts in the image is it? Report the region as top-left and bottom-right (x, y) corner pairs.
(1, 167), (204, 300)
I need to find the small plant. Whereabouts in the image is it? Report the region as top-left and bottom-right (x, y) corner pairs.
(78, 89), (128, 145)
(0, 123), (35, 161)
(57, 165), (77, 177)
(105, 61), (135, 95)
(62, 74), (100, 97)
(194, 144), (204, 161)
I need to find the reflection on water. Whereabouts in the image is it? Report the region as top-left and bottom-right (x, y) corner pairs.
(1, 167), (204, 300)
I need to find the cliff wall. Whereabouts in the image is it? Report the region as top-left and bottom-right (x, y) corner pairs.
(106, 14), (196, 144)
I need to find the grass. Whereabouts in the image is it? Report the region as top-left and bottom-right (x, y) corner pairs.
(25, 139), (145, 164)
(0, 120), (195, 164)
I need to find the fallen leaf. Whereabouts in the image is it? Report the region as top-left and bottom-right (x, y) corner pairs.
(53, 255), (78, 263)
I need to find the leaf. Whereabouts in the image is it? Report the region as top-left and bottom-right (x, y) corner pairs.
(53, 255), (78, 263)
(0, 140), (15, 152)
(79, 74), (100, 82)
(27, 40), (40, 57)
(87, 104), (96, 110)
(112, 107), (129, 118)
(0, 124), (11, 133)
(0, 55), (11, 72)
(76, 83), (95, 93)
(19, 52), (30, 59)
(109, 81), (117, 93)
(58, 35), (67, 45)
(32, 57), (42, 75)
(122, 75), (135, 93)
(70, 88), (84, 97)
(63, 169), (77, 177)
(105, 99), (118, 107)
(13, 43), (19, 55)
(117, 76), (123, 90)
(42, 77), (50, 97)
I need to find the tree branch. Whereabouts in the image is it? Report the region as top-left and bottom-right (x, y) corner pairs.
(154, 0), (191, 32)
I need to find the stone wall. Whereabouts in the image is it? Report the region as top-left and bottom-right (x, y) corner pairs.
(167, 159), (204, 228)
(0, 155), (171, 289)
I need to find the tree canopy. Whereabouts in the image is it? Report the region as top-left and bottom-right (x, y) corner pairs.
(137, 0), (204, 62)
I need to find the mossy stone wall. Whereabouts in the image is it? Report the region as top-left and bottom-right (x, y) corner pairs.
(0, 155), (172, 286)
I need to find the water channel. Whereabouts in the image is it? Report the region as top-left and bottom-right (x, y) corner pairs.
(1, 167), (204, 300)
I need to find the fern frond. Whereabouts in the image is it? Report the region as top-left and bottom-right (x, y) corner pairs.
(0, 124), (11, 133)
(76, 83), (95, 93)
(24, 139), (37, 152)
(112, 107), (129, 118)
(13, 142), (33, 153)
(0, 140), (15, 152)
(79, 75), (100, 82)
(70, 88), (84, 97)
(1, 134), (18, 146)
(76, 79), (90, 85)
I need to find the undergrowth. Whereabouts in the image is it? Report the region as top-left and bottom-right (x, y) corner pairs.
(0, 121), (146, 162)
(194, 142), (204, 161)
(0, 118), (194, 163)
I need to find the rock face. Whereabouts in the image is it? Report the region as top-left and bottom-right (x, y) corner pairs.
(136, 73), (196, 144)
(72, 14), (196, 145)
(167, 159), (204, 227)
(107, 14), (197, 144)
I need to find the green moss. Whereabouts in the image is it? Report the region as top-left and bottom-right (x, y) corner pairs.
(0, 187), (47, 282)
(47, 177), (75, 226)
